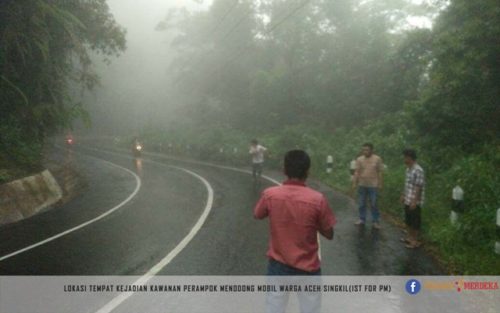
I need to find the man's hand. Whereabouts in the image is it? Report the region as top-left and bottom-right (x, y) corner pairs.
(351, 178), (358, 191)
(350, 184), (356, 197)
(319, 228), (334, 240)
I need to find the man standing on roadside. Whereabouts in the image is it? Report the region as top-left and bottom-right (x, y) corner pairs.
(254, 150), (336, 313)
(400, 149), (425, 249)
(352, 143), (383, 229)
(249, 139), (267, 180)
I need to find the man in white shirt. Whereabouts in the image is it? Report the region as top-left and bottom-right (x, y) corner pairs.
(249, 139), (267, 180)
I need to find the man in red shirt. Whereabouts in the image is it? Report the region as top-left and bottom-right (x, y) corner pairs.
(254, 150), (336, 275)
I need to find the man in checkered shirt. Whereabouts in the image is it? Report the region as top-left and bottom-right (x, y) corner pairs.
(400, 149), (425, 249)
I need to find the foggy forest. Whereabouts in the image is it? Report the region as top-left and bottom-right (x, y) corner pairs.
(1, 0), (499, 275)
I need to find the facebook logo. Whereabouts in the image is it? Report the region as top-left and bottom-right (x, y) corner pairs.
(405, 279), (421, 295)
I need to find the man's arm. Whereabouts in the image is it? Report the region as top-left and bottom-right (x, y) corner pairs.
(410, 170), (424, 209)
(319, 227), (334, 240)
(410, 185), (422, 210)
(351, 159), (360, 190)
(318, 197), (336, 240)
(253, 193), (268, 219)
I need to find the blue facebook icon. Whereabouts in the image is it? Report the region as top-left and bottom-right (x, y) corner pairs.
(405, 279), (421, 295)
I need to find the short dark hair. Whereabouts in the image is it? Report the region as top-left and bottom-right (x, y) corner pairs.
(363, 143), (374, 150)
(284, 150), (311, 180)
(251, 139), (258, 145)
(403, 148), (417, 160)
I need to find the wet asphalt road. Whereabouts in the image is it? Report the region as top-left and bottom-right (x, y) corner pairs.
(0, 145), (444, 275)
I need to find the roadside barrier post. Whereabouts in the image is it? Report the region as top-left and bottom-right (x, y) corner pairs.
(326, 155), (333, 174)
(451, 185), (464, 225)
(495, 208), (500, 255)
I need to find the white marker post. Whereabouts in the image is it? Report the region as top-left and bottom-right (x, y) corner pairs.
(495, 208), (500, 255)
(451, 185), (464, 225)
(326, 155), (333, 174)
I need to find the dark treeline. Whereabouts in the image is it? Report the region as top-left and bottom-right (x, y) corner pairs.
(159, 0), (498, 150)
(0, 0), (125, 177)
(165, 0), (433, 129)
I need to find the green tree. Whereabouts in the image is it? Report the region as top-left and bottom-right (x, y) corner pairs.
(161, 0), (436, 132)
(0, 0), (126, 176)
(412, 0), (500, 153)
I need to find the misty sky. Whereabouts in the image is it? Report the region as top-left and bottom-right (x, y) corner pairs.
(83, 0), (432, 134)
(84, 0), (210, 134)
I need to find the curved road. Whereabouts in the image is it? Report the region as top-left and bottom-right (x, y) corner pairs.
(0, 144), (443, 276)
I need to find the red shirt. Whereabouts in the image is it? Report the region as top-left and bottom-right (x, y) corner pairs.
(253, 180), (336, 272)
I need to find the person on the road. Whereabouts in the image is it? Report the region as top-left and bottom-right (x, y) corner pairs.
(254, 150), (335, 313)
(131, 137), (142, 158)
(400, 149), (425, 249)
(65, 134), (74, 145)
(249, 139), (267, 180)
(254, 150), (336, 274)
(352, 143), (383, 229)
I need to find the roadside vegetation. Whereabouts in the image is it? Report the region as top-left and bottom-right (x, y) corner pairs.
(136, 0), (499, 274)
(0, 0), (126, 183)
(1, 0), (498, 274)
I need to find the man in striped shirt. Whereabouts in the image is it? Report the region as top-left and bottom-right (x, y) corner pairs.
(401, 149), (425, 249)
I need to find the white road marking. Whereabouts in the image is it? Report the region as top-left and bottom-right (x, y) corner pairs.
(138, 150), (281, 185)
(141, 150), (323, 261)
(80, 146), (319, 313)
(142, 151), (323, 262)
(0, 155), (142, 262)
(98, 147), (325, 266)
(93, 156), (215, 313)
